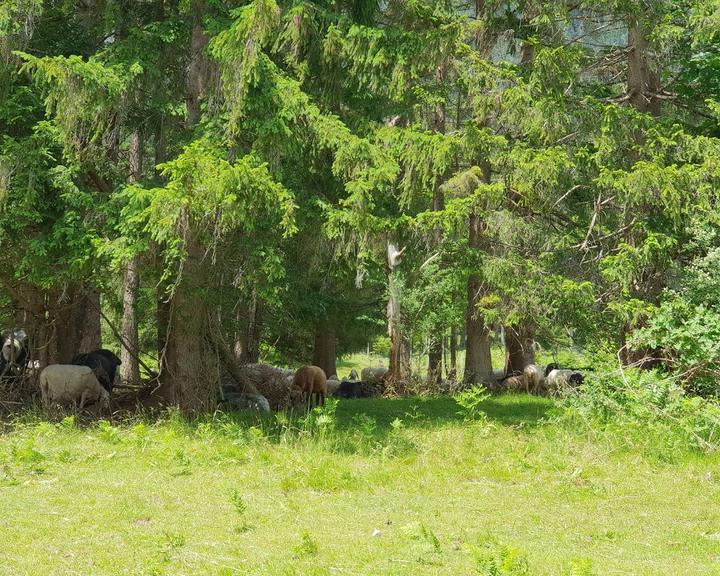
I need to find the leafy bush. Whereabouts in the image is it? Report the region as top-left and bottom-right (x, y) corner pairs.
(455, 385), (491, 422)
(555, 361), (720, 456)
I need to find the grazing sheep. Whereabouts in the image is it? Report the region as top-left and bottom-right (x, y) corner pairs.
(545, 369), (584, 396)
(326, 377), (341, 396)
(39, 364), (110, 410)
(349, 369), (359, 381)
(502, 373), (529, 393)
(361, 367), (388, 383)
(523, 364), (545, 394)
(72, 349), (121, 392)
(544, 363), (560, 377)
(292, 365), (328, 408)
(221, 392), (270, 412)
(334, 380), (363, 399)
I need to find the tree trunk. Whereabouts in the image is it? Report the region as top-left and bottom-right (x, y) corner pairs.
(235, 295), (263, 364)
(463, 163), (494, 386)
(450, 327), (457, 372)
(120, 129), (142, 384)
(464, 273), (494, 386)
(503, 326), (535, 375)
(387, 241), (410, 381)
(156, 2), (216, 411)
(427, 340), (443, 384)
(619, 18), (662, 365)
(157, 236), (216, 410)
(79, 290), (102, 353)
(185, 0), (208, 127)
(312, 318), (337, 377)
(51, 286), (90, 364)
(627, 19), (661, 117)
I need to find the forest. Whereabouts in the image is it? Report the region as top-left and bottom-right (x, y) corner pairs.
(2, 0), (720, 574)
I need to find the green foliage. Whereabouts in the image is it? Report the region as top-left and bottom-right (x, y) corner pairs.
(454, 385), (491, 422)
(472, 535), (531, 576)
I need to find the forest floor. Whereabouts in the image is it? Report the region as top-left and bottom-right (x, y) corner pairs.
(0, 394), (719, 575)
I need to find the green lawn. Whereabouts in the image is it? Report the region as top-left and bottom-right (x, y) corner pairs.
(1, 395), (719, 575)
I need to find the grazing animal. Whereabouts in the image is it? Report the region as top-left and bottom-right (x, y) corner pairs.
(326, 377), (341, 396)
(333, 380), (378, 399)
(334, 380), (363, 399)
(72, 349), (121, 393)
(502, 373), (530, 393)
(1, 329), (29, 378)
(349, 369), (359, 381)
(545, 369), (584, 396)
(39, 364), (110, 410)
(221, 392), (271, 412)
(523, 364), (545, 394)
(544, 363), (560, 377)
(292, 365), (328, 408)
(360, 367), (388, 383)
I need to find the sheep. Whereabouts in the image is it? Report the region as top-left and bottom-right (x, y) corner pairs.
(326, 377), (341, 396)
(39, 364), (110, 410)
(221, 392), (270, 412)
(72, 349), (121, 392)
(292, 365), (328, 408)
(348, 369), (359, 381)
(523, 364), (545, 394)
(361, 367), (388, 383)
(545, 369), (584, 396)
(502, 373), (530, 393)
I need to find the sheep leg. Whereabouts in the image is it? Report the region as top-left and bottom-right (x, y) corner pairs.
(79, 389), (90, 411)
(319, 391), (325, 407)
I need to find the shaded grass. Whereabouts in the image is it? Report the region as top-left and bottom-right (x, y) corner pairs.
(0, 395), (719, 575)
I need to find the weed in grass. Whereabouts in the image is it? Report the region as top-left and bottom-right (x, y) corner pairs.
(402, 521), (443, 564)
(11, 438), (45, 465)
(0, 464), (18, 486)
(160, 531), (186, 562)
(98, 420), (121, 443)
(562, 558), (596, 576)
(170, 448), (192, 476)
(455, 385), (491, 422)
(471, 535), (531, 575)
(230, 489), (252, 533)
(293, 529), (319, 558)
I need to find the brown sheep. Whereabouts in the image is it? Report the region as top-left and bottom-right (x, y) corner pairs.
(292, 365), (328, 408)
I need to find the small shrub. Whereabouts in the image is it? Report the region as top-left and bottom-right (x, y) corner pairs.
(293, 530), (319, 557)
(455, 386), (491, 422)
(471, 535), (531, 576)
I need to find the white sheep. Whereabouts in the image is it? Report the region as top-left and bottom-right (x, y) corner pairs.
(523, 364), (545, 394)
(361, 367), (388, 383)
(545, 369), (584, 396)
(39, 364), (110, 410)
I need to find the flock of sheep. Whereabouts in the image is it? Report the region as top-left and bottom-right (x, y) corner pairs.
(1, 327), (585, 413)
(500, 363), (585, 396)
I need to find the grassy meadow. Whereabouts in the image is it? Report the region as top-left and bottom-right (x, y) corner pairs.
(1, 392), (720, 575)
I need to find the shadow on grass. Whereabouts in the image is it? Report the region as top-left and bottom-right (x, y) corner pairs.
(333, 393), (555, 435)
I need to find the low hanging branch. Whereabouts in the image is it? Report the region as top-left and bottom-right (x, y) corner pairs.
(89, 298), (159, 385)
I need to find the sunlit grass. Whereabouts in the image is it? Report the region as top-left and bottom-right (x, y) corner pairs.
(1, 395), (718, 575)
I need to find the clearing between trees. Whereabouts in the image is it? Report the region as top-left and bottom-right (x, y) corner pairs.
(1, 394), (718, 576)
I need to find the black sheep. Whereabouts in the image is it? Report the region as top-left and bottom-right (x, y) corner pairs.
(72, 349), (122, 393)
